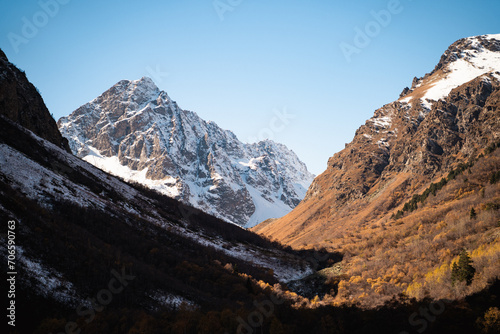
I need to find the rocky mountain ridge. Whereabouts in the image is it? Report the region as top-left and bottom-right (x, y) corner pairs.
(254, 34), (500, 247)
(58, 78), (314, 227)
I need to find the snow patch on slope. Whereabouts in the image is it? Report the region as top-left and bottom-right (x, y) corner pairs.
(175, 224), (313, 283)
(15, 247), (80, 306)
(369, 116), (392, 129)
(0, 144), (104, 209)
(148, 290), (196, 310)
(82, 146), (182, 198)
(245, 184), (293, 228)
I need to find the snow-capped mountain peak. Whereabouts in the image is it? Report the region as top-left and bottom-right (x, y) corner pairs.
(58, 78), (314, 227)
(400, 34), (500, 109)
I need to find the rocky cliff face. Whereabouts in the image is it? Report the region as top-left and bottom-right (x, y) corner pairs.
(0, 49), (70, 151)
(58, 78), (314, 227)
(253, 34), (500, 246)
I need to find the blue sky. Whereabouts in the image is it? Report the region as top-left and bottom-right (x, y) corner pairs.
(1, 0), (499, 175)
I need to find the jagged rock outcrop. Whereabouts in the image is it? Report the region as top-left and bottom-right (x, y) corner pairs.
(0, 49), (70, 151)
(58, 78), (314, 227)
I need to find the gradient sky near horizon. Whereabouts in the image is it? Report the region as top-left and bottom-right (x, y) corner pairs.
(1, 0), (499, 175)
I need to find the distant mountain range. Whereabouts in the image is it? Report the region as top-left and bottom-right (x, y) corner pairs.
(58, 78), (314, 227)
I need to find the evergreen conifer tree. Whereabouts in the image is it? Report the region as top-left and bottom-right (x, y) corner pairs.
(451, 249), (475, 286)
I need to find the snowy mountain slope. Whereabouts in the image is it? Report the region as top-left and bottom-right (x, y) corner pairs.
(58, 78), (314, 227)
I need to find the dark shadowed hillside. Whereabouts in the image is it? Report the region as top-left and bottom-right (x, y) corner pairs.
(0, 49), (69, 151)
